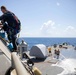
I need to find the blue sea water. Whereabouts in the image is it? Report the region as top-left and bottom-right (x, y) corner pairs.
(19, 38), (76, 48)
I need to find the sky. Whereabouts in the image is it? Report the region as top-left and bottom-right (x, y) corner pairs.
(0, 0), (76, 37)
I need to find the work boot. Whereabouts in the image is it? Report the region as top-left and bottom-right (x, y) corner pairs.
(11, 48), (18, 52)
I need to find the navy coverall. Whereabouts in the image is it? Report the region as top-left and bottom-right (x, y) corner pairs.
(0, 11), (21, 51)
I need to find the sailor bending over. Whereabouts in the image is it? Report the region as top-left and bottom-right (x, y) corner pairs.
(0, 6), (21, 52)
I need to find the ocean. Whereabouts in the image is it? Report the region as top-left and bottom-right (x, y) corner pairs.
(19, 38), (76, 49)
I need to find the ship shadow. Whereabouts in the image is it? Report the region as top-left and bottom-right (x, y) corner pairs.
(31, 58), (46, 63)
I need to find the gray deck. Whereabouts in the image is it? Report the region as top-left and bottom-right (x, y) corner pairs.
(34, 62), (64, 75)
(33, 57), (64, 75)
(0, 38), (75, 75)
(22, 51), (64, 75)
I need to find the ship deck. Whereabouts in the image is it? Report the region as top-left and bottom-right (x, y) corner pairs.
(33, 56), (64, 75)
(23, 45), (76, 75)
(0, 38), (76, 75)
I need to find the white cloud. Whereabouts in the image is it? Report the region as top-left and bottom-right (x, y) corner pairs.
(65, 26), (75, 31)
(40, 20), (55, 30)
(63, 26), (76, 37)
(40, 20), (76, 37)
(20, 20), (76, 37)
(57, 2), (60, 6)
(40, 20), (57, 37)
(40, 20), (59, 37)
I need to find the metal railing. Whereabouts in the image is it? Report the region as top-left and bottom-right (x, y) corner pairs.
(11, 52), (30, 75)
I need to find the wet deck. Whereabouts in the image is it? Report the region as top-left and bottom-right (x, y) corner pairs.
(25, 45), (76, 75)
(33, 57), (64, 75)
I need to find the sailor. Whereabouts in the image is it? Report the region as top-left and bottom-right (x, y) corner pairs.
(56, 49), (60, 59)
(54, 49), (60, 59)
(0, 6), (21, 52)
(48, 47), (52, 56)
(54, 49), (57, 58)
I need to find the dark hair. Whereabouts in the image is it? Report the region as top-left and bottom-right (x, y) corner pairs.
(1, 6), (7, 10)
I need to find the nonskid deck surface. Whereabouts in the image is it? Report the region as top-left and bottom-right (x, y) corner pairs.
(25, 45), (76, 75)
(24, 51), (63, 75)
(23, 53), (63, 75)
(33, 57), (64, 75)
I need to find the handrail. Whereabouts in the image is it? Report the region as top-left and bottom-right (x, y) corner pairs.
(11, 52), (30, 75)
